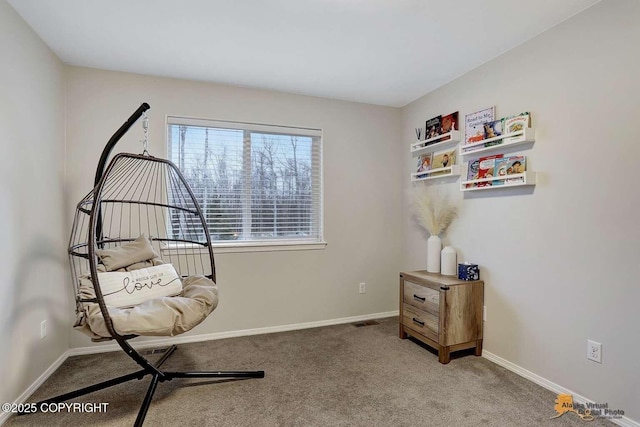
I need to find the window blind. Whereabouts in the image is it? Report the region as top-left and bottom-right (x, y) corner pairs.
(167, 117), (322, 244)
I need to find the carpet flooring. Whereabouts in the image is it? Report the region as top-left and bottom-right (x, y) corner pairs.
(5, 317), (614, 426)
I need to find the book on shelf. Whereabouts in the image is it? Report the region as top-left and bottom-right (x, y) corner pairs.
(494, 155), (526, 184)
(430, 148), (456, 176)
(476, 154), (503, 187)
(465, 106), (495, 145)
(425, 115), (442, 143)
(441, 111), (459, 134)
(415, 152), (433, 178)
(494, 155), (526, 175)
(483, 118), (504, 147)
(503, 112), (531, 143)
(465, 159), (480, 189)
(493, 156), (509, 186)
(507, 155), (527, 184)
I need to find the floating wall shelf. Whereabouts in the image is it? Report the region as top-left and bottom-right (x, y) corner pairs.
(459, 128), (535, 158)
(460, 171), (536, 192)
(411, 131), (461, 156)
(411, 165), (461, 182)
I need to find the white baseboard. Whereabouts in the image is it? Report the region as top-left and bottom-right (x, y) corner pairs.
(482, 351), (638, 427)
(0, 310), (397, 426)
(68, 310), (399, 356)
(0, 351), (68, 426)
(9, 314), (635, 427)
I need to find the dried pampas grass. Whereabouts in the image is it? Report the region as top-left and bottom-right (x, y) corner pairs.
(411, 186), (458, 236)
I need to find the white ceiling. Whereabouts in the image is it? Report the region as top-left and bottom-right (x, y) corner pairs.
(8, 0), (600, 107)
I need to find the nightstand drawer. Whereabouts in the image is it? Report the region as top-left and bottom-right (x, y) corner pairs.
(403, 281), (439, 316)
(402, 304), (438, 342)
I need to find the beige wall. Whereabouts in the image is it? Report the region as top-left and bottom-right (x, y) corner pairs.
(401, 0), (639, 420)
(0, 0), (68, 407)
(65, 67), (403, 349)
(5, 0), (639, 422)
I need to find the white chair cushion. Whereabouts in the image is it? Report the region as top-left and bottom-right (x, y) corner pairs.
(75, 275), (218, 339)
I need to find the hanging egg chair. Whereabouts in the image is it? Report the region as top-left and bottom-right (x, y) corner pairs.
(31, 103), (263, 426)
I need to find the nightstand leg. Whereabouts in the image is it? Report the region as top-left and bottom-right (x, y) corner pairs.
(439, 346), (450, 364)
(399, 324), (408, 339)
(475, 339), (483, 356)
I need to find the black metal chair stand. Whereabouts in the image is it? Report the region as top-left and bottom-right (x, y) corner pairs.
(20, 103), (264, 426)
(32, 341), (263, 426)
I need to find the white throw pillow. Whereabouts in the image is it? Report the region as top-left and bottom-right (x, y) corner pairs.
(98, 264), (182, 308)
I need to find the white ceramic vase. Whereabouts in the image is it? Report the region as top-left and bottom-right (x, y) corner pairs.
(426, 235), (442, 273)
(441, 246), (457, 276)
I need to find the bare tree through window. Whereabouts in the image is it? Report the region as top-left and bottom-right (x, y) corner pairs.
(167, 120), (321, 244)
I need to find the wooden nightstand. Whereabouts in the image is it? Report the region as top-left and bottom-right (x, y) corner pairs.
(399, 270), (484, 364)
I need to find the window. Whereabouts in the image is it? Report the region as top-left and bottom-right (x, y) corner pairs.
(167, 117), (323, 248)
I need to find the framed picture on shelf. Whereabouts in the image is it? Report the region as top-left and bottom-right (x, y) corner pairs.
(465, 106), (495, 145)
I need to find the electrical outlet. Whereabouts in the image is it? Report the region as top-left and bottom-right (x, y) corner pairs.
(483, 306), (487, 322)
(40, 320), (47, 339)
(359, 282), (366, 294)
(587, 340), (602, 363)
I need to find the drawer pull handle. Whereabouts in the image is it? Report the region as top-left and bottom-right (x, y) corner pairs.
(412, 318), (425, 327)
(413, 294), (426, 302)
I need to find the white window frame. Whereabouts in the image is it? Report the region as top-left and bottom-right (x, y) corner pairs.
(166, 116), (326, 253)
